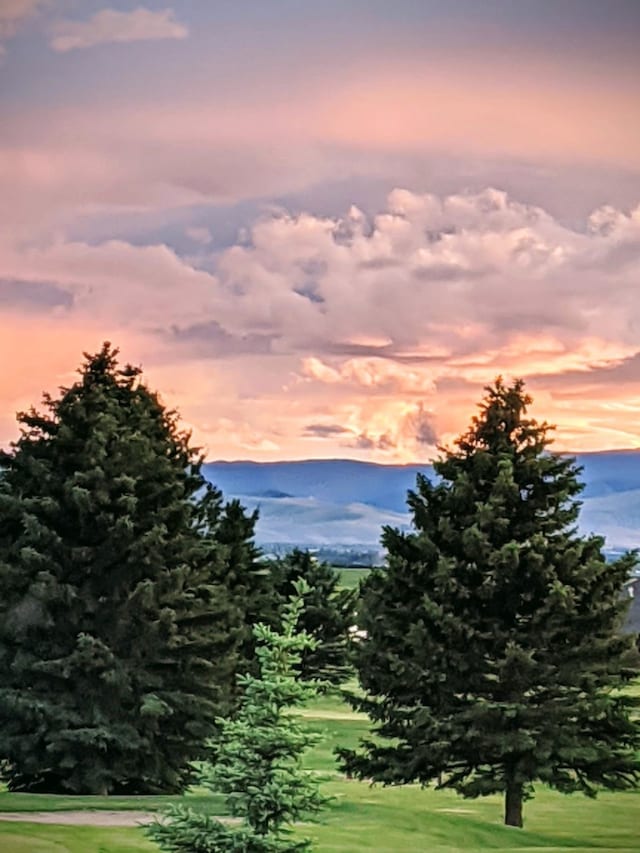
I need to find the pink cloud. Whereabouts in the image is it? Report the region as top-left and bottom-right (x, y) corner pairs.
(2, 7), (640, 461)
(0, 0), (46, 38)
(0, 0), (47, 59)
(50, 7), (188, 53)
(1, 43), (638, 244)
(2, 188), (640, 459)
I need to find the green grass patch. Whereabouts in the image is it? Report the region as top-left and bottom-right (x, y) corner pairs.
(1, 681), (638, 852)
(2, 784), (638, 852)
(0, 790), (226, 815)
(336, 568), (370, 589)
(0, 822), (156, 852)
(304, 780), (640, 852)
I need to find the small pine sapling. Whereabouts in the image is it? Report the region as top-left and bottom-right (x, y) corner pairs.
(148, 580), (329, 853)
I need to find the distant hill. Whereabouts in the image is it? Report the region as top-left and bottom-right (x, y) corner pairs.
(575, 450), (640, 499)
(203, 459), (431, 514)
(203, 451), (640, 557)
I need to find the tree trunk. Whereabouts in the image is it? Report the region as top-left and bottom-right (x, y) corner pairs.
(504, 778), (523, 827)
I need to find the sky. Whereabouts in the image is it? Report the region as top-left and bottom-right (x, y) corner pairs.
(1, 1), (640, 462)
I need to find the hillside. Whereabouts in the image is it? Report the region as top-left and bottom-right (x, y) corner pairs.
(203, 451), (640, 557)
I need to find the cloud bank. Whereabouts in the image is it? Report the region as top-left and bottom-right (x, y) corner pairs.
(1, 188), (639, 459)
(0, 0), (638, 461)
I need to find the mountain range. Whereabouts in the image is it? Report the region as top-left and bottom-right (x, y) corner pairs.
(203, 451), (640, 559)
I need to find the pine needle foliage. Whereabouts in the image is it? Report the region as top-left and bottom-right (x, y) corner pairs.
(148, 581), (328, 853)
(270, 549), (356, 684)
(339, 378), (640, 827)
(0, 344), (247, 794)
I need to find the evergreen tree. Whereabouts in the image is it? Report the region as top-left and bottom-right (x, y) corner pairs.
(271, 549), (356, 684)
(340, 379), (640, 827)
(215, 499), (278, 678)
(0, 344), (245, 794)
(148, 582), (328, 853)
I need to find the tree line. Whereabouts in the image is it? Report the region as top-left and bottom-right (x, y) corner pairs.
(0, 344), (638, 838)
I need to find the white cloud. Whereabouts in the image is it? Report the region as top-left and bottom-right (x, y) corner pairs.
(5, 189), (640, 375)
(211, 188), (640, 359)
(50, 6), (187, 53)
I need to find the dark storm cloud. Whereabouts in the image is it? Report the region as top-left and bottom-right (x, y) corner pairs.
(404, 403), (438, 446)
(303, 423), (351, 438)
(348, 432), (396, 451)
(531, 351), (640, 392)
(167, 320), (278, 358)
(0, 279), (73, 312)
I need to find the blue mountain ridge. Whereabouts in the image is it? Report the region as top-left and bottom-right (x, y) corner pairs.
(202, 450), (640, 555)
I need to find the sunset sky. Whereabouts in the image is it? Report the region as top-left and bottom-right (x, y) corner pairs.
(2, 1), (640, 461)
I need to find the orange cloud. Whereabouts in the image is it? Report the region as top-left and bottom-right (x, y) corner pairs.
(2, 188), (640, 460)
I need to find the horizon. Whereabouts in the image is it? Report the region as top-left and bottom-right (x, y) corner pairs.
(2, 2), (640, 461)
(205, 447), (640, 466)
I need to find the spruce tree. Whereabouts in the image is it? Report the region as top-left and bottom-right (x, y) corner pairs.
(340, 379), (640, 827)
(148, 582), (328, 853)
(271, 549), (356, 684)
(216, 499), (278, 677)
(0, 344), (244, 794)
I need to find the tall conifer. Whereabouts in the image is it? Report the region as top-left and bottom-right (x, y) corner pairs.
(215, 498), (277, 677)
(0, 344), (245, 794)
(340, 379), (640, 826)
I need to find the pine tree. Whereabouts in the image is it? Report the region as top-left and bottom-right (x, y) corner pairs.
(148, 582), (328, 853)
(0, 344), (245, 794)
(215, 499), (278, 678)
(271, 549), (356, 684)
(339, 378), (640, 827)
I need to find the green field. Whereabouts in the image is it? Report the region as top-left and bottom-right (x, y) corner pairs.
(0, 791), (226, 814)
(1, 686), (638, 852)
(337, 567), (370, 589)
(0, 824), (158, 853)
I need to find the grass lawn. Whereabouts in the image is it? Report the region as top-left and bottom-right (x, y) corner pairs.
(0, 823), (157, 852)
(0, 790), (225, 815)
(2, 779), (638, 852)
(337, 567), (370, 589)
(306, 782), (640, 852)
(1, 684), (638, 852)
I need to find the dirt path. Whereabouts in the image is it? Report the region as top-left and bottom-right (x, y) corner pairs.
(0, 810), (158, 827)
